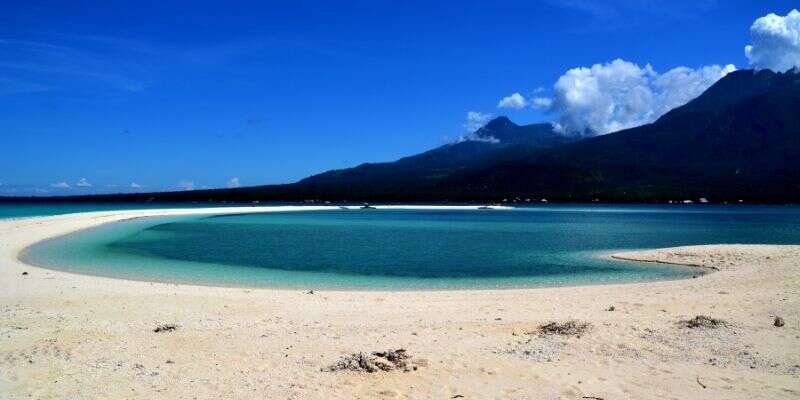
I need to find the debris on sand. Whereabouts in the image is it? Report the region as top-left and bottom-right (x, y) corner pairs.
(774, 316), (785, 327)
(537, 320), (592, 336)
(153, 324), (178, 333)
(324, 349), (422, 373)
(606, 306), (615, 311)
(696, 376), (707, 389)
(21, 271), (28, 276)
(681, 315), (727, 329)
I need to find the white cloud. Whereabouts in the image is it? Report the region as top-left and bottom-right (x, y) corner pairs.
(75, 177), (91, 187)
(457, 134), (499, 144)
(226, 177), (241, 188)
(462, 111), (492, 132)
(458, 111), (499, 143)
(531, 97), (553, 109)
(745, 9), (800, 72)
(178, 180), (195, 191)
(652, 64), (737, 116)
(551, 59), (735, 136)
(130, 182), (143, 188)
(50, 182), (70, 189)
(498, 92), (554, 110)
(497, 92), (528, 109)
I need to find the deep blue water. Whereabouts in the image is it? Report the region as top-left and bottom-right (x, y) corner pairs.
(19, 205), (800, 290)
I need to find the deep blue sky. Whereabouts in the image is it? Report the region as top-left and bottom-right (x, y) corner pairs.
(0, 0), (795, 195)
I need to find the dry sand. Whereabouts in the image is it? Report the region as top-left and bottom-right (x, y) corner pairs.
(1, 207), (798, 399)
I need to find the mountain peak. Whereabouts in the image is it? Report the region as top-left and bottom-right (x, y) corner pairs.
(472, 116), (517, 141)
(483, 116), (516, 130)
(467, 116), (571, 147)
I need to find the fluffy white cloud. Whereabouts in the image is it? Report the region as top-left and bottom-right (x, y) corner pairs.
(745, 9), (800, 72)
(178, 180), (195, 191)
(497, 92), (528, 109)
(497, 92), (554, 110)
(226, 177), (241, 188)
(50, 182), (70, 189)
(130, 182), (142, 188)
(531, 97), (553, 109)
(652, 64), (737, 115)
(462, 111), (492, 132)
(550, 59), (735, 136)
(76, 177), (91, 187)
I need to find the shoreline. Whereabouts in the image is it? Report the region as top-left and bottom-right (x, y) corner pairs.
(14, 206), (704, 292)
(610, 253), (721, 272)
(1, 207), (799, 399)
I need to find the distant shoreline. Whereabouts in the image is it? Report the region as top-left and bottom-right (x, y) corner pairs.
(3, 196), (800, 205)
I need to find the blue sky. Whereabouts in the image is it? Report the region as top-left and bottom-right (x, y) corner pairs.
(0, 0), (796, 195)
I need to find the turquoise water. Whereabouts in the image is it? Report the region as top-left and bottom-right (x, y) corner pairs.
(0, 202), (244, 219)
(20, 205), (800, 290)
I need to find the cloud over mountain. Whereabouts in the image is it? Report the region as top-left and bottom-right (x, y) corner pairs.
(745, 9), (800, 72)
(549, 59), (735, 136)
(490, 10), (800, 137)
(462, 111), (492, 132)
(494, 59), (734, 137)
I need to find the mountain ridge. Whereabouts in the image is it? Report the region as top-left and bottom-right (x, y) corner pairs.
(437, 68), (800, 201)
(3, 68), (799, 203)
(295, 118), (572, 191)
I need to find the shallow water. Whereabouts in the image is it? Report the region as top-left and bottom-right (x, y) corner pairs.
(0, 202), (241, 219)
(20, 205), (800, 290)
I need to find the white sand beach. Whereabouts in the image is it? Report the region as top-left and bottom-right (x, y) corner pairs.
(1, 207), (799, 399)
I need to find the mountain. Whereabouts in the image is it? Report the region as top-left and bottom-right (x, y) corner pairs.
(5, 69), (799, 203)
(293, 117), (572, 197)
(470, 116), (568, 146)
(439, 69), (800, 201)
(295, 68), (800, 202)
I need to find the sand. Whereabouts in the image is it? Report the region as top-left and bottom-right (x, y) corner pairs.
(1, 207), (798, 399)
